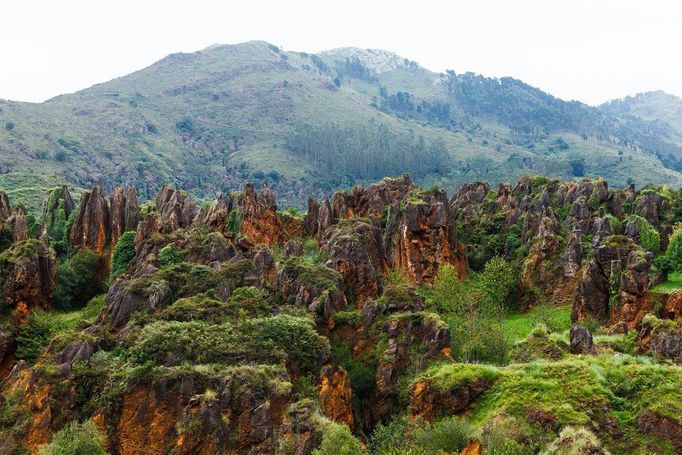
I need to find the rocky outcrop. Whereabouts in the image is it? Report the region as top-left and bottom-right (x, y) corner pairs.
(573, 236), (651, 326)
(410, 373), (491, 421)
(321, 220), (385, 306)
(318, 362), (353, 427)
(7, 206), (29, 242)
(332, 174), (415, 221)
(0, 190), (9, 222)
(275, 258), (347, 319)
(239, 184), (283, 246)
(155, 185), (198, 233)
(0, 239), (56, 318)
(635, 315), (681, 363)
(40, 185), (75, 236)
(569, 325), (594, 354)
(637, 410), (682, 453)
(69, 186), (110, 254)
(385, 190), (466, 283)
(110, 187), (140, 246)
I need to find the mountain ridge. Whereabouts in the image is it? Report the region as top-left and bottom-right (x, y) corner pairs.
(1, 40), (682, 211)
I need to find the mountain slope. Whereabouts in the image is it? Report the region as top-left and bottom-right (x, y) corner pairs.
(1, 41), (682, 209)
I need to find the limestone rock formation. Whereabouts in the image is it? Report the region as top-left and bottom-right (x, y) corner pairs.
(0, 239), (56, 318)
(110, 187), (140, 246)
(69, 186), (110, 254)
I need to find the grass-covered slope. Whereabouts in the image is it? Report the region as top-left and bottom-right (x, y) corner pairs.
(2, 41), (682, 212)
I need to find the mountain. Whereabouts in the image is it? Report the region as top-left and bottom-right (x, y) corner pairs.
(1, 41), (682, 210)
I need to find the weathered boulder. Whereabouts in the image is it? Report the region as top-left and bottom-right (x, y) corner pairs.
(318, 362), (353, 427)
(302, 197), (320, 237)
(619, 250), (653, 327)
(634, 192), (666, 227)
(569, 325), (594, 354)
(635, 315), (681, 363)
(69, 186), (111, 254)
(103, 277), (172, 331)
(664, 290), (682, 320)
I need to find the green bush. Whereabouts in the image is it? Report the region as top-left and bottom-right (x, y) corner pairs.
(109, 231), (136, 279)
(664, 222), (682, 272)
(158, 244), (181, 268)
(38, 420), (107, 455)
(625, 215), (660, 253)
(313, 421), (363, 455)
(15, 311), (54, 364)
(370, 416), (471, 454)
(52, 249), (105, 310)
(226, 286), (271, 319)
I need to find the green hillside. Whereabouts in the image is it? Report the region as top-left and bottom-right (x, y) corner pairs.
(1, 41), (682, 209)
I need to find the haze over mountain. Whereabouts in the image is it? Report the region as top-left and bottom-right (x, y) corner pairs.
(1, 41), (682, 209)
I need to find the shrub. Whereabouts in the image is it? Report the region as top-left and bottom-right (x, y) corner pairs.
(664, 222), (682, 272)
(15, 311), (53, 364)
(109, 231), (136, 280)
(370, 416), (471, 454)
(4, 122), (15, 131)
(624, 215), (660, 253)
(52, 249), (105, 310)
(313, 421), (363, 455)
(158, 244), (181, 267)
(38, 420), (107, 455)
(175, 116), (195, 133)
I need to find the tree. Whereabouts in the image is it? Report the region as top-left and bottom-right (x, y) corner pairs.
(4, 122), (15, 131)
(333, 77), (341, 88)
(570, 159), (585, 177)
(110, 231), (136, 280)
(175, 116), (195, 133)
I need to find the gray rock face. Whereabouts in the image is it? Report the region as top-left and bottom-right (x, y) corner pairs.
(569, 325), (594, 354)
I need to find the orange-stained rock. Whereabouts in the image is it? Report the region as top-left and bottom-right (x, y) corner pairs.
(321, 220), (385, 307)
(69, 186), (110, 254)
(116, 384), (183, 455)
(1, 239), (56, 316)
(2, 366), (55, 453)
(461, 440), (482, 455)
(239, 183), (284, 246)
(318, 363), (353, 427)
(410, 375), (491, 421)
(665, 290), (682, 320)
(385, 192), (467, 283)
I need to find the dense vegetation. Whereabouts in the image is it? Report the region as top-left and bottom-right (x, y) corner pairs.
(1, 173), (682, 454)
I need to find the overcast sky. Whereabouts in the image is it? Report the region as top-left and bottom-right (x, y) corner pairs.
(2, 0), (680, 105)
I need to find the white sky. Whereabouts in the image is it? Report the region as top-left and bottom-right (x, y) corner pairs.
(2, 0), (681, 105)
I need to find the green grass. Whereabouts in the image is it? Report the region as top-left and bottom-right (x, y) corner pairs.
(504, 305), (572, 342)
(650, 271), (682, 293)
(416, 354), (682, 454)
